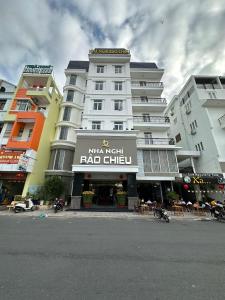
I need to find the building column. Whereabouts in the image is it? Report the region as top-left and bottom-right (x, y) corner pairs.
(127, 173), (138, 210)
(71, 173), (84, 209)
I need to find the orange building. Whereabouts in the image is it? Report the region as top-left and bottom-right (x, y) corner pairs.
(0, 65), (62, 198)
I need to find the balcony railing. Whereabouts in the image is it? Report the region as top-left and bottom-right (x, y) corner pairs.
(131, 81), (163, 88)
(10, 136), (30, 142)
(133, 116), (170, 123)
(132, 97), (167, 104)
(137, 138), (175, 145)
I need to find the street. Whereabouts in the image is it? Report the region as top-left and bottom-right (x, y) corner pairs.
(0, 215), (224, 300)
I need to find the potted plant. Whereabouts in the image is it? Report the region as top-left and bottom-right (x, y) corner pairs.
(116, 191), (127, 208)
(166, 191), (179, 205)
(82, 191), (94, 208)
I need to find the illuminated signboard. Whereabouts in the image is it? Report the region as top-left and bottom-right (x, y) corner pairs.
(90, 48), (130, 55)
(183, 173), (224, 184)
(23, 65), (53, 74)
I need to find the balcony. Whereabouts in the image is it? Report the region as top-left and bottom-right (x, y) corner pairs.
(133, 116), (170, 131)
(132, 97), (167, 112)
(218, 114), (225, 129)
(26, 87), (52, 105)
(137, 138), (175, 148)
(131, 81), (163, 96)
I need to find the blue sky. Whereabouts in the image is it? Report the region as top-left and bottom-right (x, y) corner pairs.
(0, 0), (225, 100)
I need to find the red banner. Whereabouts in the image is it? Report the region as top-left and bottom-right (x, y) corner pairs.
(0, 150), (25, 164)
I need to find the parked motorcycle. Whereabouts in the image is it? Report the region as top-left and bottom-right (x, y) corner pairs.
(154, 207), (170, 223)
(53, 199), (64, 213)
(14, 198), (35, 213)
(212, 204), (225, 221)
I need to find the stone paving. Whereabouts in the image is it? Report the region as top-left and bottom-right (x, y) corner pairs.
(0, 207), (214, 221)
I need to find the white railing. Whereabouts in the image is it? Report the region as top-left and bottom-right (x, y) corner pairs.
(132, 97), (166, 104)
(131, 81), (163, 88)
(137, 138), (175, 145)
(133, 116), (170, 124)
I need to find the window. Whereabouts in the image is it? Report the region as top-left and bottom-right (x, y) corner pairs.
(18, 127), (24, 137)
(69, 75), (77, 85)
(140, 81), (146, 87)
(114, 100), (123, 111)
(54, 150), (65, 170)
(59, 126), (68, 140)
(115, 66), (122, 74)
(66, 90), (74, 102)
(93, 100), (102, 111)
(200, 142), (204, 150)
(95, 81), (103, 90)
(175, 133), (181, 143)
(141, 96), (148, 102)
(16, 100), (30, 111)
(195, 145), (198, 151)
(3, 123), (13, 137)
(0, 99), (6, 110)
(63, 107), (72, 121)
(92, 121), (101, 130)
(28, 129), (33, 139)
(114, 81), (122, 91)
(194, 120), (198, 127)
(143, 114), (150, 122)
(144, 132), (153, 144)
(114, 121), (123, 130)
(97, 65), (104, 73)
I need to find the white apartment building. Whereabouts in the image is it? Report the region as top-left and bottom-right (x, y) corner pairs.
(48, 48), (180, 209)
(166, 75), (225, 174)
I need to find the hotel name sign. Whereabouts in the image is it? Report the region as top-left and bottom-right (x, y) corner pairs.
(90, 48), (129, 55)
(23, 65), (53, 74)
(74, 136), (137, 166)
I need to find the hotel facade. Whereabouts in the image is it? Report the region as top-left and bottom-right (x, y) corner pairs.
(47, 48), (180, 209)
(0, 66), (62, 198)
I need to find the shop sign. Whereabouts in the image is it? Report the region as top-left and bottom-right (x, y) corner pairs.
(0, 150), (25, 164)
(183, 173), (224, 184)
(90, 48), (129, 55)
(17, 154), (29, 171)
(23, 65), (53, 74)
(74, 136), (137, 166)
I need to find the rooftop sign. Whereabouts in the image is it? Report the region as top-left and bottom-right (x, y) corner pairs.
(89, 48), (130, 55)
(23, 65), (53, 74)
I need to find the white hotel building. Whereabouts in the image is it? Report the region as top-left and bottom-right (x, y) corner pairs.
(47, 48), (180, 209)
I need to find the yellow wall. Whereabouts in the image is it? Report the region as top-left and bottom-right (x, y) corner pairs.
(22, 77), (62, 196)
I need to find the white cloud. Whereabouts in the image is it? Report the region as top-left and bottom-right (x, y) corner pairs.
(0, 0), (225, 100)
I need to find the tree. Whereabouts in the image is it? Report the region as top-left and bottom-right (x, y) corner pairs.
(44, 176), (64, 201)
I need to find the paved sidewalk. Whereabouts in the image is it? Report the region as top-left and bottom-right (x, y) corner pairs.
(0, 208), (214, 221)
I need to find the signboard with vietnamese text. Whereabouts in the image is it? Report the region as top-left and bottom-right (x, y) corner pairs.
(74, 136), (137, 166)
(23, 65), (53, 74)
(183, 173), (224, 184)
(0, 150), (25, 164)
(90, 48), (130, 55)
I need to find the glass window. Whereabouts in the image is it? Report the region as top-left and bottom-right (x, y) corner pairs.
(28, 128), (33, 139)
(66, 90), (74, 102)
(143, 151), (152, 172)
(115, 66), (122, 74)
(144, 132), (153, 145)
(143, 114), (150, 122)
(114, 100), (123, 111)
(95, 81), (103, 90)
(63, 107), (72, 121)
(54, 150), (65, 170)
(92, 121), (101, 130)
(93, 100), (102, 110)
(3, 123), (13, 137)
(114, 81), (122, 91)
(16, 100), (31, 111)
(200, 142), (204, 150)
(18, 127), (24, 137)
(175, 133), (181, 143)
(113, 121), (123, 130)
(194, 120), (198, 127)
(167, 150), (178, 172)
(59, 126), (68, 140)
(159, 150), (169, 172)
(69, 75), (77, 85)
(141, 96), (148, 102)
(0, 99), (6, 110)
(97, 65), (104, 73)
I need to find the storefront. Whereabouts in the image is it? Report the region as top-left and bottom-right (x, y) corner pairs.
(71, 133), (138, 210)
